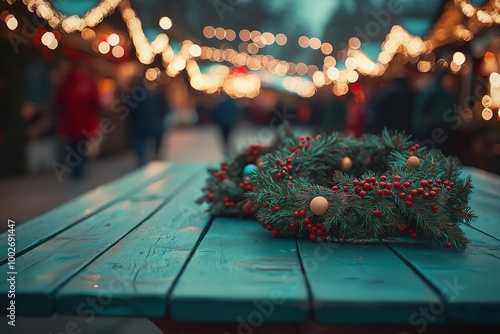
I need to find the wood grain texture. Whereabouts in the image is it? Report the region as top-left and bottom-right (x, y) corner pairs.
(386, 225), (500, 324)
(55, 172), (211, 317)
(170, 217), (309, 322)
(0, 161), (170, 265)
(297, 241), (442, 325)
(0, 199), (162, 315)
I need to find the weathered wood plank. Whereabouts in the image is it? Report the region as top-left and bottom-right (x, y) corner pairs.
(386, 225), (500, 324)
(463, 167), (500, 197)
(0, 162), (202, 316)
(0, 161), (170, 265)
(170, 218), (309, 322)
(468, 193), (500, 240)
(129, 163), (203, 200)
(55, 172), (211, 317)
(297, 241), (442, 325)
(0, 199), (162, 315)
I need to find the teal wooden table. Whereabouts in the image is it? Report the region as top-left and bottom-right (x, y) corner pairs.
(1, 162), (500, 333)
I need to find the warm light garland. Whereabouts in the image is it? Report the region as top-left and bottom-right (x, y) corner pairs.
(3, 0), (500, 99)
(20, 0), (121, 32)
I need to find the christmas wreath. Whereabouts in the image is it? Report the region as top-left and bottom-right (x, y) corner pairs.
(197, 125), (475, 250)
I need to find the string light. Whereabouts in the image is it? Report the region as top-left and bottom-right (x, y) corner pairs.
(6, 0), (500, 101)
(159, 16), (172, 30)
(20, 0), (121, 32)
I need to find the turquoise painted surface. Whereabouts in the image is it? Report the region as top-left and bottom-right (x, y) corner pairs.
(387, 225), (500, 324)
(298, 241), (443, 325)
(170, 217), (309, 322)
(0, 199), (162, 315)
(0, 162), (170, 264)
(55, 171), (211, 317)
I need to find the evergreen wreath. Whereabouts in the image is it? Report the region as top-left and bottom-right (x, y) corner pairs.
(197, 125), (476, 250)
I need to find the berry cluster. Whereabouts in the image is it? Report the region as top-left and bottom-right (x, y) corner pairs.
(244, 144), (268, 162)
(239, 179), (255, 191)
(290, 135), (321, 153)
(275, 156), (294, 183)
(263, 208), (329, 241)
(211, 164), (229, 181)
(333, 174), (456, 214)
(409, 143), (420, 156)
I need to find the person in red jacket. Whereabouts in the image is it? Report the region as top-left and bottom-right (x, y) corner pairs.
(55, 63), (100, 179)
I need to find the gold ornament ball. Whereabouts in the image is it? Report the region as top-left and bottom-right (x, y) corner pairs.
(341, 157), (353, 171)
(310, 196), (329, 216)
(406, 156), (421, 169)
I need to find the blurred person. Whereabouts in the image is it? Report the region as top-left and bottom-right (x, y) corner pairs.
(23, 55), (56, 173)
(367, 76), (416, 134)
(54, 62), (100, 179)
(413, 71), (458, 155)
(130, 82), (169, 166)
(213, 93), (241, 156)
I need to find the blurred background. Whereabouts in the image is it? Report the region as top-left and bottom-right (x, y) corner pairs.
(1, 0), (500, 228)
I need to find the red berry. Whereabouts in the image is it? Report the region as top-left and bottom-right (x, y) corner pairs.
(309, 234), (317, 241)
(380, 175), (387, 181)
(304, 218), (311, 224)
(307, 223), (313, 229)
(423, 193), (430, 199)
(407, 195), (413, 201)
(332, 186), (339, 191)
(436, 179), (442, 184)
(384, 189), (391, 196)
(431, 187), (439, 192)
(411, 233), (417, 239)
(277, 173), (283, 179)
(403, 181), (411, 188)
(394, 182), (401, 189)
(273, 230), (279, 238)
(427, 180), (433, 185)
(266, 224), (273, 231)
(299, 209), (307, 217)
(417, 188), (424, 194)
(287, 165), (293, 171)
(263, 203), (269, 208)
(380, 182), (386, 188)
(446, 186), (452, 191)
(343, 186), (349, 192)
(274, 206), (281, 212)
(444, 180), (449, 186)
(377, 189), (383, 195)
(445, 242), (452, 249)
(406, 201), (413, 207)
(431, 205), (439, 212)
(363, 183), (372, 190)
(359, 190), (366, 197)
(355, 187), (361, 194)
(385, 183), (392, 189)
(399, 192), (406, 199)
(415, 144), (420, 149)
(421, 180), (428, 188)
(374, 209), (382, 217)
(353, 180), (360, 186)
(429, 191), (436, 197)
(288, 176), (293, 181)
(293, 211), (299, 218)
(394, 175), (401, 182)
(410, 189), (417, 196)
(290, 223), (296, 230)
